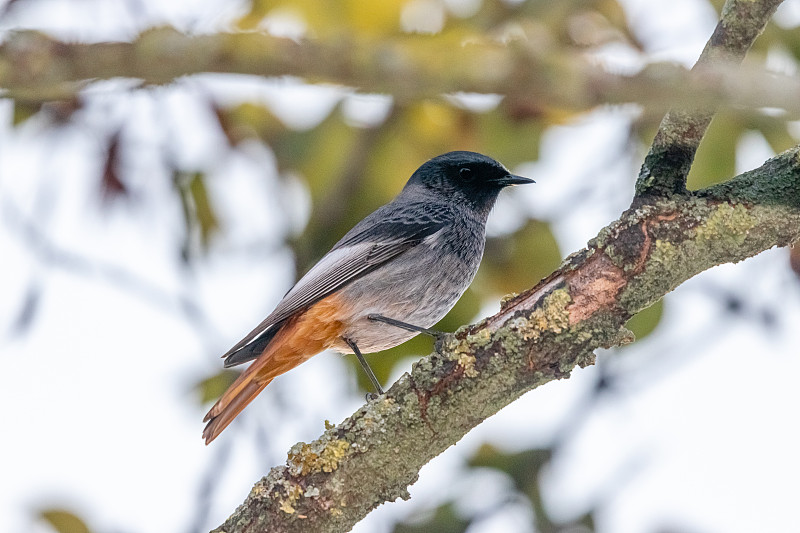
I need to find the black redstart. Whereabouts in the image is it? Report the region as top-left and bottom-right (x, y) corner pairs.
(203, 151), (533, 443)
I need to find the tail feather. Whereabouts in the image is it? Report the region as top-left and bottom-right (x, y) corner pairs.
(223, 322), (283, 368)
(202, 294), (346, 444)
(202, 375), (272, 444)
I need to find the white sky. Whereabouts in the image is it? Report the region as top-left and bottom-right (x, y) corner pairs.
(1, 1), (800, 533)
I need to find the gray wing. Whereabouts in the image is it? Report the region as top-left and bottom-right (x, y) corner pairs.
(222, 202), (452, 366)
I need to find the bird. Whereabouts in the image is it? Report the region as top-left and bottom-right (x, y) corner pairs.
(203, 151), (534, 444)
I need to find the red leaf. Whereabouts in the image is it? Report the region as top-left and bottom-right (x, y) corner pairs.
(100, 130), (127, 201)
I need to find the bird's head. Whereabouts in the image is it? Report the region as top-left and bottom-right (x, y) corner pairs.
(403, 151), (534, 216)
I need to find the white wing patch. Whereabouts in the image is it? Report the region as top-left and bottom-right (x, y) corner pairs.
(220, 222), (449, 361)
(274, 243), (376, 319)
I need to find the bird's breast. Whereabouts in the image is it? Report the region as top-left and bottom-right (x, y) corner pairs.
(332, 223), (485, 353)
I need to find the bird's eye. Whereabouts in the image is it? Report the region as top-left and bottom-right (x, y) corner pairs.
(459, 167), (472, 180)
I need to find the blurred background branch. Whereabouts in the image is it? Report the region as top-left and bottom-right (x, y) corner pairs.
(1, 27), (800, 116)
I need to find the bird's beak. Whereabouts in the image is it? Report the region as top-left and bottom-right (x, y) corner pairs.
(495, 174), (535, 186)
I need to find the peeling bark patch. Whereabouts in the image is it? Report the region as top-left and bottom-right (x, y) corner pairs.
(566, 253), (626, 324)
(487, 274), (568, 331)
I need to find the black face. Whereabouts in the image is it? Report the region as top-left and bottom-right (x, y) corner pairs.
(405, 151), (533, 214)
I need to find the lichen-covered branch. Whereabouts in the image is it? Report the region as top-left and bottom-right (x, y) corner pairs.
(211, 146), (800, 533)
(1, 27), (798, 115)
(635, 0), (785, 198)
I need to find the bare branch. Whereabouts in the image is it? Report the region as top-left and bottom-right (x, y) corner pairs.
(635, 0), (785, 198)
(211, 145), (800, 533)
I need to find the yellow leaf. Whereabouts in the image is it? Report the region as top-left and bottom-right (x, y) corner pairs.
(39, 510), (91, 533)
(345, 0), (405, 36)
(193, 370), (241, 404)
(188, 173), (220, 248)
(625, 299), (664, 342)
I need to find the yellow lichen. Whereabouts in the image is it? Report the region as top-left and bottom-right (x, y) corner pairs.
(500, 292), (518, 308)
(287, 439), (351, 476)
(465, 328), (492, 348)
(456, 352), (479, 378)
(652, 239), (676, 264)
(696, 202), (755, 246)
(277, 482), (303, 514)
(509, 288), (571, 341)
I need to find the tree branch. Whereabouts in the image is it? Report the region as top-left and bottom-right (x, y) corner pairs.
(211, 145), (800, 532)
(635, 0), (785, 198)
(1, 26), (798, 116)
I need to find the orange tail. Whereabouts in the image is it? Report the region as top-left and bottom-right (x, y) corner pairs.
(202, 297), (346, 444)
(202, 369), (272, 444)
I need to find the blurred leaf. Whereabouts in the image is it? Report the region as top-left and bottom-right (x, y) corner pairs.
(13, 100), (42, 125)
(237, 0), (271, 30)
(100, 130), (127, 202)
(474, 105), (544, 164)
(218, 102), (287, 147)
(566, 6), (630, 49)
(291, 109), (359, 202)
(188, 173), (220, 248)
(221, 102), (355, 206)
(689, 110), (796, 190)
(770, 26), (800, 64)
(408, 100), (461, 146)
(39, 509), (91, 533)
(479, 219), (562, 295)
(239, 0), (406, 37)
(44, 98), (83, 124)
(344, 0), (405, 36)
(393, 503), (469, 533)
(747, 114), (796, 154)
(625, 299), (664, 342)
(194, 369), (241, 404)
(13, 98), (82, 127)
(468, 443), (594, 532)
(687, 110), (741, 190)
(174, 171), (220, 254)
(210, 101), (245, 146)
(469, 443), (552, 496)
(707, 0), (725, 13)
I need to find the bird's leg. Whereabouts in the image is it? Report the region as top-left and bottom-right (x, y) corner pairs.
(343, 336), (384, 399)
(367, 314), (444, 339)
